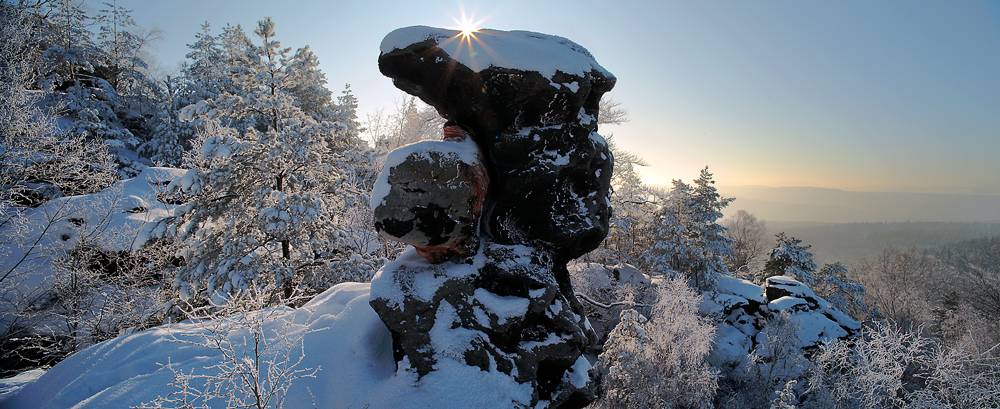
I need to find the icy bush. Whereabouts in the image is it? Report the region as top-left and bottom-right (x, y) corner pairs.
(595, 278), (718, 408)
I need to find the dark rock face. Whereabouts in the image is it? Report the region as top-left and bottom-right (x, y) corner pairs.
(372, 139), (488, 263)
(370, 244), (595, 406)
(378, 28), (615, 262)
(370, 27), (614, 408)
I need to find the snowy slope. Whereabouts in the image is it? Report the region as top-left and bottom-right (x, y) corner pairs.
(1, 167), (186, 293)
(1, 282), (533, 409)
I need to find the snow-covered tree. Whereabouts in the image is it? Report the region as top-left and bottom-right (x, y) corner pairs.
(762, 233), (817, 286)
(96, 0), (161, 116)
(363, 95), (443, 153)
(1, 0), (118, 289)
(813, 262), (875, 322)
(283, 45), (331, 118)
(140, 74), (196, 166)
(593, 135), (659, 269)
(851, 248), (940, 332)
(179, 22), (225, 105)
(30, 0), (162, 177)
(149, 17), (375, 303)
(644, 167), (733, 289)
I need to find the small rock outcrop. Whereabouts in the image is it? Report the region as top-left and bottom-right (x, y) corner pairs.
(369, 26), (615, 408)
(760, 275), (861, 349)
(706, 274), (861, 363)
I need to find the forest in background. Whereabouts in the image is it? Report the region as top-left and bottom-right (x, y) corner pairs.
(1, 1), (999, 407)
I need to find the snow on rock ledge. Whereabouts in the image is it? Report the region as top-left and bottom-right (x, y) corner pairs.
(379, 26), (612, 80)
(761, 276), (861, 350)
(369, 245), (595, 408)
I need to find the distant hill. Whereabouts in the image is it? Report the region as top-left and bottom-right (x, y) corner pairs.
(762, 221), (1000, 267)
(719, 185), (1000, 223)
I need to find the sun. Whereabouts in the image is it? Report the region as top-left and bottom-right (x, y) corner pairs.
(451, 7), (485, 36)
(457, 15), (477, 36)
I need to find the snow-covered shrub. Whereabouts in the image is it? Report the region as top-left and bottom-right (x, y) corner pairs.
(595, 278), (718, 408)
(719, 311), (810, 409)
(137, 288), (322, 409)
(569, 263), (615, 303)
(803, 322), (1000, 409)
(569, 263), (655, 346)
(45, 240), (174, 351)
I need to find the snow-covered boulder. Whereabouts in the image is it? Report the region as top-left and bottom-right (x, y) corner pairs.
(611, 263), (651, 286)
(704, 275), (768, 363)
(761, 276), (861, 350)
(707, 275), (860, 364)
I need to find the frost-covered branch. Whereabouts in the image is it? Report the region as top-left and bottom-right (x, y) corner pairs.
(574, 291), (649, 309)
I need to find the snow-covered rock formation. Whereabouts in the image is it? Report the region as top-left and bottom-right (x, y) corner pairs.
(707, 275), (861, 363)
(370, 26), (616, 408)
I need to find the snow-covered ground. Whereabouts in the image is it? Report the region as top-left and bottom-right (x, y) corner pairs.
(0, 282), (535, 409)
(1, 167), (186, 294)
(0, 370), (43, 403)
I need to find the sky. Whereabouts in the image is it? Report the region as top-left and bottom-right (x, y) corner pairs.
(99, 0), (1000, 195)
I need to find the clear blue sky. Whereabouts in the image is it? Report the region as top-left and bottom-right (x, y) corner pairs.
(103, 0), (1000, 195)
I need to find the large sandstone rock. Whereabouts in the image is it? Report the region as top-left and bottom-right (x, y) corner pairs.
(378, 26), (615, 263)
(370, 26), (614, 408)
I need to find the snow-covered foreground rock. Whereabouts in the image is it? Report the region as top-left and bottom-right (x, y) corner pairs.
(1, 282), (534, 408)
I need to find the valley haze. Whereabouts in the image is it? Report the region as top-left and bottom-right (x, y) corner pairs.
(719, 185), (1000, 223)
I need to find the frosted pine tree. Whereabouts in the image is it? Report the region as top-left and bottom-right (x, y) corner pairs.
(180, 22), (225, 105)
(644, 167), (733, 289)
(140, 74), (192, 166)
(813, 262), (874, 321)
(762, 233), (817, 286)
(142, 22), (225, 167)
(149, 18), (375, 302)
(689, 167), (735, 271)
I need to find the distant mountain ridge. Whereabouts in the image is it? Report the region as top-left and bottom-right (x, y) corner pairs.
(718, 185), (1000, 223)
(763, 221), (1000, 266)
